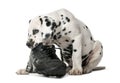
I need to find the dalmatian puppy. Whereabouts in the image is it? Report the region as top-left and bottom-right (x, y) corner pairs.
(25, 9), (103, 75)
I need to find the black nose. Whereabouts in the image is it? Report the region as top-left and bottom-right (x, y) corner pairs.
(45, 33), (50, 38)
(26, 39), (34, 48)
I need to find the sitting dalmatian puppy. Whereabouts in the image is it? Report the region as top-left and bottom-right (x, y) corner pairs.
(25, 9), (103, 75)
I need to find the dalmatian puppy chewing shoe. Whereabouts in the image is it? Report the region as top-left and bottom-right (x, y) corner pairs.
(26, 9), (104, 75)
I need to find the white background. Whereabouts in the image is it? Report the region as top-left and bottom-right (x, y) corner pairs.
(0, 0), (120, 82)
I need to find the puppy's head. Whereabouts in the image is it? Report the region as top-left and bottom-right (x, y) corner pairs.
(26, 16), (57, 49)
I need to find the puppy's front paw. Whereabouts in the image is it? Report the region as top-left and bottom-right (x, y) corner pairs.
(68, 68), (83, 75)
(16, 69), (29, 75)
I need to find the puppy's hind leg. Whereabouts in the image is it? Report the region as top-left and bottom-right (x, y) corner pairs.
(83, 41), (104, 74)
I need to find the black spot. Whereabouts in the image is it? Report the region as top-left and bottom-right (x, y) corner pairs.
(57, 21), (61, 27)
(33, 29), (39, 35)
(45, 33), (50, 38)
(84, 44), (86, 47)
(65, 39), (69, 42)
(65, 33), (67, 35)
(57, 32), (61, 35)
(58, 35), (62, 39)
(90, 36), (93, 41)
(61, 14), (63, 17)
(53, 29), (56, 32)
(82, 54), (88, 59)
(46, 21), (51, 26)
(53, 35), (57, 40)
(71, 40), (75, 43)
(51, 22), (57, 30)
(62, 28), (66, 31)
(39, 18), (43, 25)
(86, 26), (88, 29)
(45, 19), (51, 26)
(29, 20), (31, 23)
(89, 50), (93, 54)
(60, 15), (64, 20)
(100, 52), (102, 55)
(45, 18), (48, 22)
(66, 17), (70, 22)
(73, 49), (77, 52)
(68, 31), (71, 33)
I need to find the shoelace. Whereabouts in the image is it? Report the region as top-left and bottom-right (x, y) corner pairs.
(41, 46), (56, 55)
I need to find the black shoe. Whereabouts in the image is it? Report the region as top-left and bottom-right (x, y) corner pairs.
(32, 43), (66, 77)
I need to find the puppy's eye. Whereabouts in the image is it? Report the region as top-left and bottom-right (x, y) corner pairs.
(33, 29), (39, 35)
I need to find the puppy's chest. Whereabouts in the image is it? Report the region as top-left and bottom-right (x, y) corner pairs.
(53, 34), (71, 49)
(53, 30), (74, 49)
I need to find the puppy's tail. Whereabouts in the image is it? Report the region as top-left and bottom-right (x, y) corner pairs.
(92, 66), (106, 71)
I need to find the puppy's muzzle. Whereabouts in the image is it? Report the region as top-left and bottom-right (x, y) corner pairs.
(26, 39), (34, 48)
